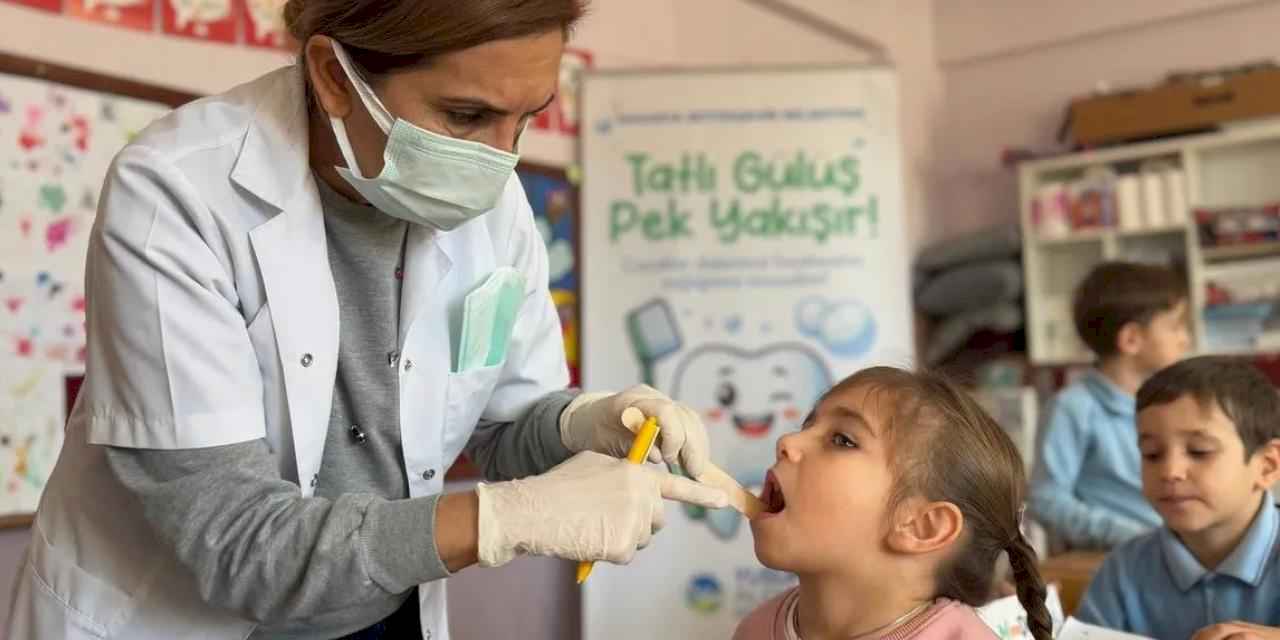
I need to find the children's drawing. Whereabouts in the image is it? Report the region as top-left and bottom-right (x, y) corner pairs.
(0, 70), (170, 371)
(0, 360), (65, 517)
(71, 0), (157, 29)
(243, 0), (288, 48)
(671, 343), (832, 540)
(164, 0), (238, 41)
(0, 271), (86, 367)
(169, 0), (231, 28)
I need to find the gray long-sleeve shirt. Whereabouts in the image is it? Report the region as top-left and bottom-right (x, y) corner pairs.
(105, 177), (575, 639)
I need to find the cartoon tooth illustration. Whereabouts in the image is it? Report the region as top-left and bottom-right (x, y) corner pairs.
(671, 343), (832, 540)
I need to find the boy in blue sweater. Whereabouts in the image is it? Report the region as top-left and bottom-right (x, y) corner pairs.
(1030, 262), (1190, 549)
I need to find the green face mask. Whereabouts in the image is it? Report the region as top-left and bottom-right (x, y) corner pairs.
(328, 41), (520, 231)
(457, 267), (527, 372)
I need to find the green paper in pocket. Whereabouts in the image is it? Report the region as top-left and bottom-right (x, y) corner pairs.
(457, 267), (527, 372)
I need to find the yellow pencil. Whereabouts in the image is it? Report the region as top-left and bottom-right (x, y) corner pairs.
(576, 415), (661, 585)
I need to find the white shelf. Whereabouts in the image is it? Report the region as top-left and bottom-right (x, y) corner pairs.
(1202, 243), (1280, 263)
(1201, 346), (1280, 358)
(1203, 256), (1280, 280)
(1020, 120), (1280, 365)
(1031, 224), (1190, 247)
(1023, 118), (1280, 175)
(1117, 224), (1189, 237)
(1033, 230), (1106, 246)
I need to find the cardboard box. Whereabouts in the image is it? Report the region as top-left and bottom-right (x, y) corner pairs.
(1065, 66), (1280, 147)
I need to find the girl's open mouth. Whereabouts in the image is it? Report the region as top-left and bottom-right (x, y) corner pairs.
(760, 470), (786, 515)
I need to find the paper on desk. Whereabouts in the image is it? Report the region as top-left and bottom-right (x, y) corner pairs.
(977, 586), (1065, 639)
(1057, 618), (1153, 640)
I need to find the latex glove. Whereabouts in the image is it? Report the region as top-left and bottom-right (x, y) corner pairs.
(475, 451), (728, 567)
(559, 385), (712, 478)
(1193, 622), (1280, 640)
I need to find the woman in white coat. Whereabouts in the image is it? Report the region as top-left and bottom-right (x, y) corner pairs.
(6, 2), (728, 638)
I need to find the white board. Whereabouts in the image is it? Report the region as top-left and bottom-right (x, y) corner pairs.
(580, 66), (914, 640)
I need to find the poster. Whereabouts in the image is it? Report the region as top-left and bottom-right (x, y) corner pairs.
(0, 359), (65, 517)
(518, 164), (580, 385)
(238, 0), (289, 50)
(161, 0), (239, 43)
(65, 0), (156, 31)
(580, 68), (913, 639)
(0, 73), (171, 367)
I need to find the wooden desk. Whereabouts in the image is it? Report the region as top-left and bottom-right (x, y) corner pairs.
(1039, 552), (1106, 615)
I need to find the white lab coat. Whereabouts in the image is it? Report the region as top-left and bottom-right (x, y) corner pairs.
(6, 66), (568, 640)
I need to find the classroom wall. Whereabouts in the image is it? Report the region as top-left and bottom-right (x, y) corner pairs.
(927, 0), (1280, 245)
(751, 0), (941, 251)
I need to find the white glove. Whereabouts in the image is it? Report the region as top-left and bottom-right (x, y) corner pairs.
(475, 451), (728, 567)
(559, 385), (712, 478)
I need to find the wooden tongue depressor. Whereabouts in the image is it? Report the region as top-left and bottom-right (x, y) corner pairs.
(621, 407), (767, 519)
(697, 463), (767, 519)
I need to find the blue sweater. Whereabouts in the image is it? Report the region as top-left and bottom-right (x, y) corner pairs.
(1029, 370), (1162, 549)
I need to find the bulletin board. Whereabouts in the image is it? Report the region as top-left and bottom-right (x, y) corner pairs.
(0, 52), (195, 528)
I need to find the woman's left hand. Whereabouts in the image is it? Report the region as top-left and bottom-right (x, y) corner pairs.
(559, 385), (711, 478)
(1193, 622), (1280, 640)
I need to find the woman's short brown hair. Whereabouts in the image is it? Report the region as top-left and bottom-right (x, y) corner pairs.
(283, 0), (589, 76)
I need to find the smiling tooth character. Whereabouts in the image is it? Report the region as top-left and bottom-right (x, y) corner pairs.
(671, 343), (832, 540)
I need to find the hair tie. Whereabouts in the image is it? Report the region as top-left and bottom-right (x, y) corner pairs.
(1007, 504), (1029, 551)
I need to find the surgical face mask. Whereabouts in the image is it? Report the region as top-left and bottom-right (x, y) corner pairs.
(327, 41), (519, 230)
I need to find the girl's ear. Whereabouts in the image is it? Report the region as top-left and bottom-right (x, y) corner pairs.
(886, 498), (963, 555)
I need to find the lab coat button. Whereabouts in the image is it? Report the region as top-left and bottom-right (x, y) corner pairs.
(309, 474), (318, 488)
(301, 353), (314, 367)
(423, 468), (436, 481)
(404, 358), (414, 372)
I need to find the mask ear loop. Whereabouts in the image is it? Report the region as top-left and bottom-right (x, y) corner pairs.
(330, 40), (395, 132)
(328, 40), (396, 179)
(329, 117), (369, 179)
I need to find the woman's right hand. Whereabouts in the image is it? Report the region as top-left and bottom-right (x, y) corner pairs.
(474, 451), (728, 567)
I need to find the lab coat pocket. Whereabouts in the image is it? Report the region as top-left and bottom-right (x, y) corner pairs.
(25, 520), (132, 637)
(442, 363), (505, 466)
